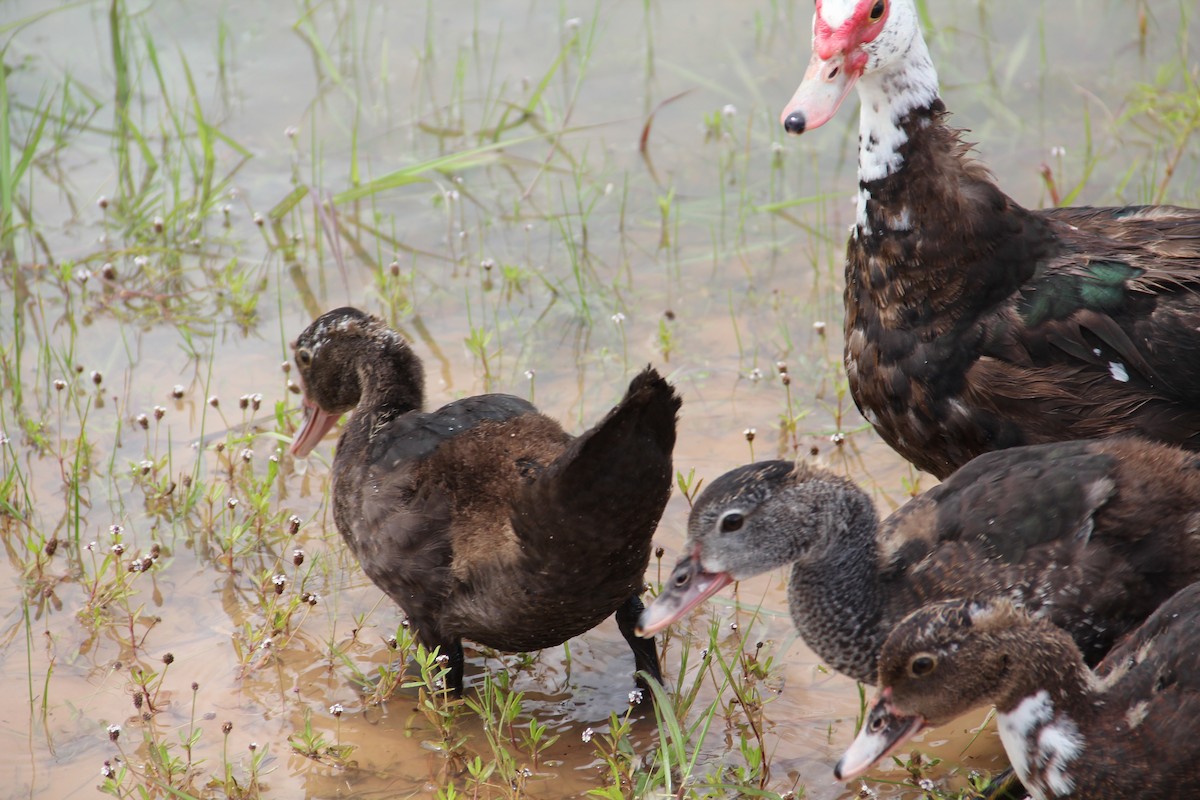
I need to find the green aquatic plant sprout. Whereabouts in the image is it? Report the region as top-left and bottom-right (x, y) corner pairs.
(3, 0), (1198, 798)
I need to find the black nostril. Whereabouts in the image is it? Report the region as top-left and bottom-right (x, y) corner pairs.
(783, 112), (807, 134)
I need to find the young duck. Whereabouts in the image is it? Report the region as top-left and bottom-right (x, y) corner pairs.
(638, 437), (1200, 685)
(290, 307), (681, 693)
(782, 0), (1200, 478)
(835, 585), (1200, 799)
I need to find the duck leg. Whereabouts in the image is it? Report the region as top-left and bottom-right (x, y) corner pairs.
(973, 767), (1025, 800)
(444, 640), (465, 694)
(616, 593), (662, 691)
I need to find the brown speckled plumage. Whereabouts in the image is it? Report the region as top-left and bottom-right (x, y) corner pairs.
(846, 105), (1200, 477)
(783, 0), (1200, 479)
(291, 308), (680, 692)
(643, 438), (1200, 685)
(845, 584), (1200, 799)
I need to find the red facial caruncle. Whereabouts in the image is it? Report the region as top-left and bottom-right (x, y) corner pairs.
(780, 0), (890, 133)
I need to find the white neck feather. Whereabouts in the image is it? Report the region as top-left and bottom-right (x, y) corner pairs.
(855, 27), (940, 185)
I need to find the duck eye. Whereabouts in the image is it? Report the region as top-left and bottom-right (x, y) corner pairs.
(719, 512), (744, 533)
(908, 653), (937, 677)
(296, 348), (312, 367)
(869, 0), (885, 21)
(672, 568), (691, 588)
(869, 714), (885, 733)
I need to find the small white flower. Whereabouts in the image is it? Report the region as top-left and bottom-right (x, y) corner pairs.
(0, 431), (7, 446)
(830, 431), (846, 445)
(524, 369), (536, 380)
(628, 689), (643, 705)
(107, 724), (121, 735)
(748, 367), (763, 382)
(284, 126), (299, 138)
(918, 778), (935, 791)
(611, 312), (626, 325)
(272, 574), (286, 586)
(329, 703), (344, 716)
(133, 255), (149, 268)
(722, 103), (737, 118)
(565, 17), (581, 30)
(1050, 145), (1066, 158)
(111, 543), (126, 555)
(581, 727), (594, 743)
(101, 763), (115, 778)
(240, 448), (254, 462)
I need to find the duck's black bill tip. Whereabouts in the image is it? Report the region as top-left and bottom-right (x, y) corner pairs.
(783, 112), (807, 135)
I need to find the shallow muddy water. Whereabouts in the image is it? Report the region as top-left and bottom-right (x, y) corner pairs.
(2, 1), (1198, 798)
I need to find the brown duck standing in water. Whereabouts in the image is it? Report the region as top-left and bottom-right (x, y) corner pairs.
(782, 0), (1200, 479)
(836, 585), (1200, 799)
(639, 438), (1200, 686)
(289, 307), (680, 694)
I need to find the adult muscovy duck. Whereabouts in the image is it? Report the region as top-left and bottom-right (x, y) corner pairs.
(637, 437), (1200, 685)
(836, 585), (1200, 799)
(781, 0), (1200, 478)
(290, 307), (680, 694)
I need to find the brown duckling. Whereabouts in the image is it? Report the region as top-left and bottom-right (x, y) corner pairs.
(781, 0), (1200, 478)
(290, 307), (681, 693)
(836, 585), (1200, 799)
(639, 438), (1200, 685)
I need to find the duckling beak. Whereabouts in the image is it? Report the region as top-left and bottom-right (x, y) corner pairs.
(834, 688), (926, 782)
(290, 396), (340, 458)
(635, 554), (733, 637)
(780, 48), (863, 134)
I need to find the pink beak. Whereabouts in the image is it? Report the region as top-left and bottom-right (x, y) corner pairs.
(834, 688), (927, 782)
(780, 47), (865, 134)
(289, 396), (340, 458)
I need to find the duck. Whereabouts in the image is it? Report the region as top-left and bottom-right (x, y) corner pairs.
(289, 307), (681, 693)
(637, 437), (1200, 686)
(835, 583), (1200, 799)
(780, 0), (1200, 479)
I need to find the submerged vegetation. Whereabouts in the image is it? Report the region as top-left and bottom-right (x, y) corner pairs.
(2, 0), (1197, 798)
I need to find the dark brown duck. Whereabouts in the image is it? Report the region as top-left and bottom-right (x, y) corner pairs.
(837, 584), (1200, 799)
(290, 307), (680, 693)
(639, 438), (1200, 685)
(782, 0), (1200, 479)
